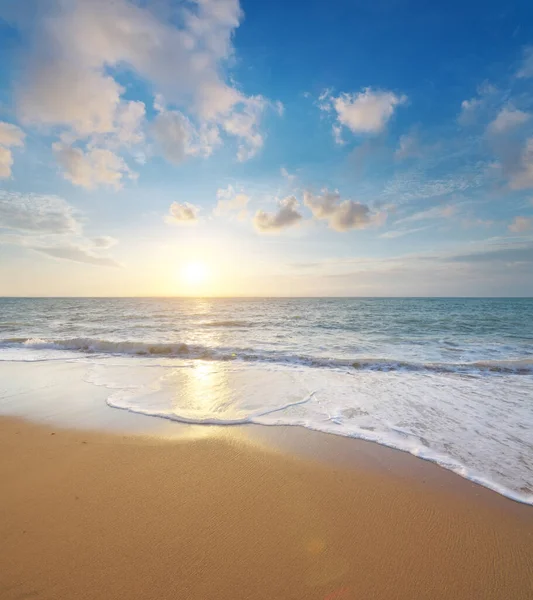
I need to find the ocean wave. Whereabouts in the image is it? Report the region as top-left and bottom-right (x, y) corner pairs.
(96, 362), (533, 505)
(1, 337), (533, 374)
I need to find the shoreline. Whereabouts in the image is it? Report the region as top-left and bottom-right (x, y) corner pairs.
(1, 358), (532, 507)
(1, 415), (532, 600)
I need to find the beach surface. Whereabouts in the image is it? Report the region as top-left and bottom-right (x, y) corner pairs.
(1, 416), (532, 600)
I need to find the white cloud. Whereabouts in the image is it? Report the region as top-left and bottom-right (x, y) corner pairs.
(395, 132), (421, 160)
(332, 124), (344, 145)
(508, 138), (533, 190)
(458, 83), (498, 126)
(152, 108), (221, 165)
(18, 60), (123, 137)
(396, 204), (457, 225)
(380, 226), (430, 239)
(33, 243), (121, 267)
(91, 235), (118, 249)
(381, 168), (487, 203)
(0, 121), (25, 178)
(516, 46), (533, 79)
(0, 192), (79, 234)
(488, 107), (530, 134)
(0, 122), (25, 147)
(151, 110), (195, 165)
(458, 97), (483, 126)
(214, 186), (249, 219)
(9, 0), (274, 181)
(323, 88), (407, 136)
(303, 189), (385, 232)
(165, 202), (199, 225)
(280, 167), (297, 183)
(508, 216), (532, 233)
(15, 0), (242, 129)
(53, 143), (135, 189)
(114, 101), (146, 147)
(0, 147), (15, 179)
(253, 196), (302, 233)
(0, 191), (119, 266)
(221, 96), (266, 161)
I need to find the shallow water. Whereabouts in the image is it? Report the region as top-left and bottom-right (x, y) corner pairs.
(1, 297), (532, 503)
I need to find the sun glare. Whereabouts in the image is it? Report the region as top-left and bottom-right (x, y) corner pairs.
(181, 261), (210, 286)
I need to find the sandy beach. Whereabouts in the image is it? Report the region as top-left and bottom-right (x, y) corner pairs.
(1, 416), (532, 600)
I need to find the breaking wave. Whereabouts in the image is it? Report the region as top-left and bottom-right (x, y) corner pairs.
(1, 337), (533, 374)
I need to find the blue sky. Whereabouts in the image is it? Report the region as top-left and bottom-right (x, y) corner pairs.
(0, 0), (533, 296)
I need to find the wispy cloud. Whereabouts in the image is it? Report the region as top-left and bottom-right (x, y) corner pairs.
(395, 204), (457, 226)
(516, 46), (533, 79)
(380, 226), (430, 239)
(0, 192), (80, 234)
(34, 244), (121, 267)
(509, 216), (532, 233)
(214, 185), (249, 220)
(0, 192), (120, 267)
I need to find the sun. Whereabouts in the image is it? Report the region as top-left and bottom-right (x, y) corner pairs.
(181, 261), (210, 286)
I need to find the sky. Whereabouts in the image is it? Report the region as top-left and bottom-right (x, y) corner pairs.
(0, 0), (533, 297)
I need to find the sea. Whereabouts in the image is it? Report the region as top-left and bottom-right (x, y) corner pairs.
(1, 297), (532, 504)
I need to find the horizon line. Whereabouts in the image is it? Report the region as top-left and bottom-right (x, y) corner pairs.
(1, 296), (532, 300)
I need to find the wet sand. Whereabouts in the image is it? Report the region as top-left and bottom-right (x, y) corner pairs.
(1, 416), (532, 600)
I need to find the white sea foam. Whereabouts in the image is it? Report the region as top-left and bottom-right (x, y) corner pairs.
(82, 359), (533, 505)
(1, 297), (533, 506)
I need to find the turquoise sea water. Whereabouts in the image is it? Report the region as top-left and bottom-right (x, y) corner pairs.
(1, 297), (532, 503)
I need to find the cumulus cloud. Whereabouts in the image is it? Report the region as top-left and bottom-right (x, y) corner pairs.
(322, 88), (407, 137)
(509, 216), (532, 233)
(0, 122), (25, 147)
(19, 61), (123, 137)
(214, 185), (249, 219)
(303, 190), (385, 232)
(113, 101), (146, 147)
(14, 0), (241, 128)
(253, 196), (302, 233)
(0, 192), (79, 234)
(53, 143), (136, 190)
(152, 111), (195, 165)
(0, 191), (119, 266)
(7, 0), (274, 183)
(151, 108), (220, 165)
(488, 107), (530, 134)
(220, 96), (267, 161)
(0, 121), (25, 178)
(165, 202), (199, 225)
